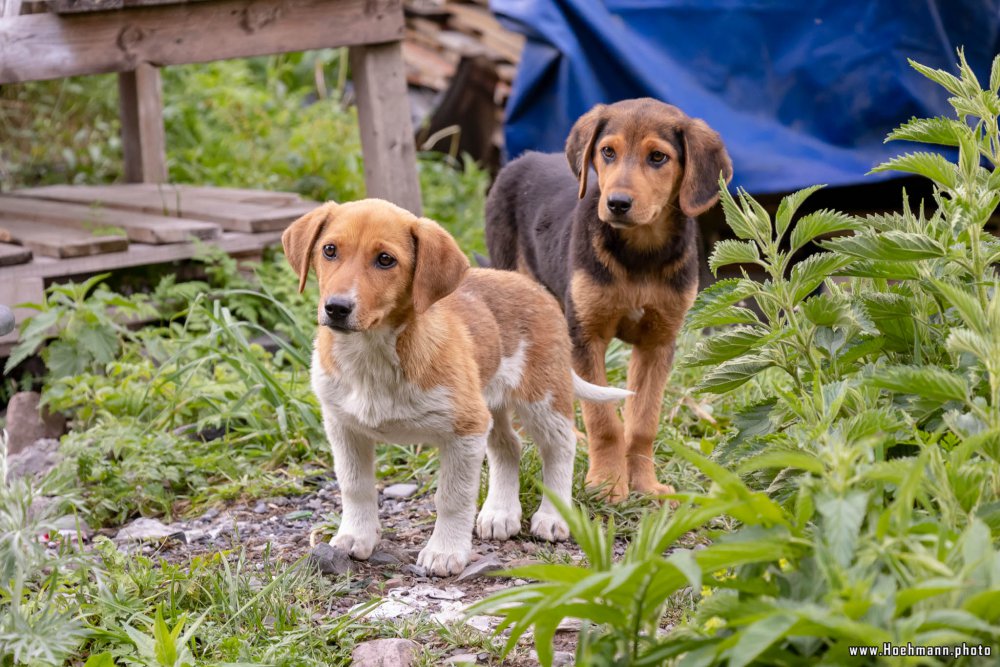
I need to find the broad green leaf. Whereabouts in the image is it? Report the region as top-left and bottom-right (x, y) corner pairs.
(789, 252), (853, 302)
(78, 325), (119, 365)
(708, 239), (761, 273)
(839, 260), (921, 280)
(684, 325), (769, 366)
(931, 279), (987, 333)
(738, 450), (824, 475)
(727, 614), (797, 667)
(685, 278), (759, 330)
(789, 210), (858, 252)
(869, 152), (958, 189)
(822, 230), (946, 261)
(775, 184), (825, 238)
(816, 490), (869, 568)
(696, 355), (774, 393)
(719, 177), (768, 241)
(991, 54), (1000, 93)
(687, 305), (760, 330)
(895, 579), (960, 615)
(885, 116), (967, 147)
(83, 654), (115, 667)
(963, 590), (1000, 622)
(909, 59), (965, 97)
(800, 294), (848, 327)
(867, 365), (968, 403)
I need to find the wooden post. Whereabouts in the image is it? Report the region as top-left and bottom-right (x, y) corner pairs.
(349, 42), (422, 215)
(118, 62), (167, 183)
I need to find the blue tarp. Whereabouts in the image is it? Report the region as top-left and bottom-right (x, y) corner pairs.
(491, 0), (1000, 193)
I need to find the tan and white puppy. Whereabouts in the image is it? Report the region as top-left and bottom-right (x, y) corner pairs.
(283, 199), (629, 577)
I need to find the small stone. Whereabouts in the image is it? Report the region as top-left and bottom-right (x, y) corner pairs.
(383, 483), (419, 499)
(253, 501), (268, 514)
(401, 563), (427, 578)
(6, 438), (61, 480)
(264, 496), (289, 507)
(199, 507), (220, 522)
(114, 517), (180, 542)
(352, 638), (418, 666)
(5, 392), (65, 455)
(369, 550), (401, 567)
(446, 653), (478, 665)
(455, 554), (502, 582)
(308, 543), (354, 576)
(384, 577), (406, 590)
(0, 304), (15, 336)
(530, 650), (574, 666)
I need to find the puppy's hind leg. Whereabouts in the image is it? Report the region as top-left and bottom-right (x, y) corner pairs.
(477, 409), (523, 541)
(517, 399), (575, 542)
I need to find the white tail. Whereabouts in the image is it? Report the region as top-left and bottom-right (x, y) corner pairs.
(572, 371), (632, 403)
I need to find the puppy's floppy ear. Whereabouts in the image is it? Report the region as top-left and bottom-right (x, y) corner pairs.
(679, 118), (733, 217)
(565, 104), (607, 200)
(410, 217), (470, 314)
(282, 202), (337, 293)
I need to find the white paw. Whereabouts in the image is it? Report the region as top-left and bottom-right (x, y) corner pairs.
(331, 530), (378, 560)
(530, 512), (569, 542)
(417, 540), (471, 577)
(476, 507), (522, 540)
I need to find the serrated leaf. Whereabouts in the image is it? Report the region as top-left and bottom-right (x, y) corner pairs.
(800, 293), (847, 327)
(708, 239), (761, 273)
(991, 54), (1000, 93)
(697, 355), (774, 394)
(686, 278), (758, 322)
(789, 252), (853, 302)
(774, 184), (825, 239)
(687, 305), (761, 329)
(685, 326), (769, 367)
(867, 365), (969, 403)
(788, 209), (858, 252)
(885, 117), (967, 147)
(870, 152), (958, 189)
(838, 260), (921, 280)
(718, 178), (761, 241)
(909, 59), (965, 97)
(816, 490), (868, 567)
(727, 614), (797, 667)
(930, 279), (987, 333)
(822, 230), (946, 261)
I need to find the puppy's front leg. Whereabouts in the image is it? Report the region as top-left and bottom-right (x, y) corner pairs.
(326, 421), (380, 560)
(418, 432), (488, 577)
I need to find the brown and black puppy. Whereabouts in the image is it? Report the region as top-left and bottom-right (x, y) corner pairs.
(485, 98), (732, 502)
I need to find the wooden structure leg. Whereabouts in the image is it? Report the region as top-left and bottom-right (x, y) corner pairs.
(350, 42), (422, 215)
(118, 63), (168, 184)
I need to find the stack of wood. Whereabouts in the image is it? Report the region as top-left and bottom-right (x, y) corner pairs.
(402, 0), (524, 171)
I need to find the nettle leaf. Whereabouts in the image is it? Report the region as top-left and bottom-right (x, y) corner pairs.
(869, 152), (958, 189)
(861, 292), (917, 352)
(789, 210), (858, 252)
(774, 184), (825, 239)
(885, 116), (968, 147)
(685, 325), (770, 367)
(991, 54), (1000, 93)
(816, 490), (869, 568)
(686, 278), (759, 327)
(719, 178), (764, 241)
(697, 355), (774, 394)
(708, 239), (761, 274)
(867, 365), (969, 404)
(909, 59), (966, 97)
(822, 230), (946, 261)
(838, 260), (921, 280)
(930, 279), (987, 333)
(726, 614), (797, 667)
(800, 293), (848, 327)
(789, 252), (853, 302)
(946, 328), (989, 359)
(687, 305), (761, 329)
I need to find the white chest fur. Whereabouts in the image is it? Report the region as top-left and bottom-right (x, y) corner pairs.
(311, 329), (455, 444)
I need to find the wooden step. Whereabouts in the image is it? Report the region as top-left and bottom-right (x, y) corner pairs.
(15, 185), (315, 233)
(0, 217), (129, 258)
(0, 195), (220, 244)
(0, 242), (32, 266)
(113, 184), (306, 207)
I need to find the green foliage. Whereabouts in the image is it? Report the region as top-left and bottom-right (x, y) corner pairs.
(474, 49), (1000, 666)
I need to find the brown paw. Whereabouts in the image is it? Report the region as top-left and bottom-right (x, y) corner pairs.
(631, 480), (678, 508)
(585, 472), (630, 504)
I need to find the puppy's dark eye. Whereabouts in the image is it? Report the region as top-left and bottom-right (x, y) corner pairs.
(375, 252), (397, 269)
(601, 146), (616, 160)
(322, 244), (337, 259)
(649, 151), (668, 165)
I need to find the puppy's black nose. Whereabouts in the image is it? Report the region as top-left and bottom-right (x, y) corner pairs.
(324, 296), (355, 323)
(606, 193), (633, 215)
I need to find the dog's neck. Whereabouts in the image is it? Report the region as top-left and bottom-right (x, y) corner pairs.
(615, 206), (686, 252)
(321, 311), (446, 383)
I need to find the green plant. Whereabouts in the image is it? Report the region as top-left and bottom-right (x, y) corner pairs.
(473, 50), (1000, 667)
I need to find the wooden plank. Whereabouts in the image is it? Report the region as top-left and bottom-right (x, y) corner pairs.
(0, 217), (129, 258)
(0, 0), (405, 84)
(0, 195), (220, 243)
(119, 63), (168, 183)
(14, 185), (313, 232)
(0, 242), (31, 266)
(0, 0), (23, 18)
(350, 41), (422, 214)
(0, 230), (283, 280)
(121, 184), (305, 206)
(48, 0), (211, 13)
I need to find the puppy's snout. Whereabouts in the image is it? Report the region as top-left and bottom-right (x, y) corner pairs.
(606, 193), (633, 215)
(324, 296), (355, 325)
